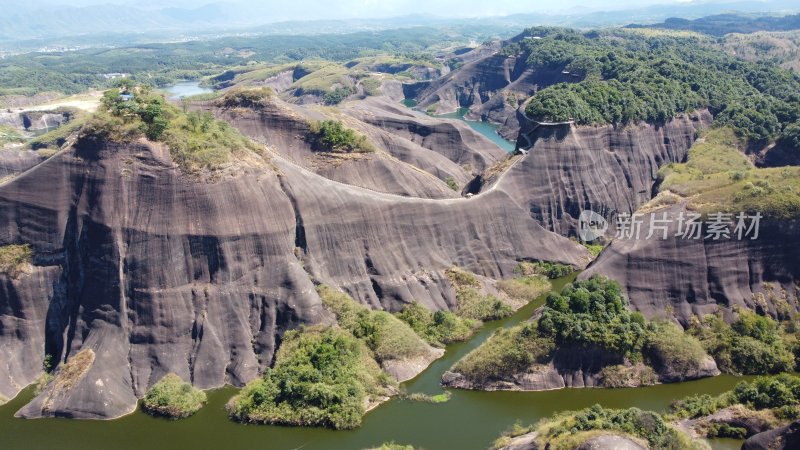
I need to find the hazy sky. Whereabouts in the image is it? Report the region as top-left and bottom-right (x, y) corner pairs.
(10, 0), (752, 18)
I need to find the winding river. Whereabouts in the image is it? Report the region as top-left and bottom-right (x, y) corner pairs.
(0, 273), (748, 450)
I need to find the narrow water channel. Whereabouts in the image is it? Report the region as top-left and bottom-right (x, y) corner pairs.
(0, 273), (749, 450)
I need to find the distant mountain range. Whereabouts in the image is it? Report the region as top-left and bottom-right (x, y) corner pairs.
(627, 12), (800, 35)
(1, 0), (798, 51)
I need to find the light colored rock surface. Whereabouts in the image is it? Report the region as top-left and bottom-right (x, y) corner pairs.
(581, 203), (800, 323)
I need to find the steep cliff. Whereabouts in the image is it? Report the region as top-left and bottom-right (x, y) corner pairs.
(507, 111), (712, 236)
(0, 124), (587, 418)
(581, 203), (800, 323)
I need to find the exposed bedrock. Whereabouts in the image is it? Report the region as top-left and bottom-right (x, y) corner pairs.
(0, 148), (45, 178)
(205, 97), (506, 199)
(508, 111), (712, 236)
(0, 131), (587, 418)
(581, 204), (800, 324)
(743, 420), (800, 450)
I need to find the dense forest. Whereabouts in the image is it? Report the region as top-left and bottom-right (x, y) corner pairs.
(516, 27), (800, 147)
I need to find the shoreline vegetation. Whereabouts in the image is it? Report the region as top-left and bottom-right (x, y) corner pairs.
(446, 276), (722, 390)
(225, 266), (557, 429)
(141, 374), (207, 419)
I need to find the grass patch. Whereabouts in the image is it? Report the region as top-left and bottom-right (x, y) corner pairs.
(360, 77), (383, 96)
(228, 325), (394, 429)
(645, 321), (708, 376)
(658, 127), (800, 219)
(306, 120), (375, 153)
(0, 243), (33, 278)
(451, 323), (554, 384)
(142, 373), (206, 419)
(402, 391), (452, 403)
(395, 302), (478, 348)
(0, 124), (23, 146)
(215, 87), (274, 108)
(291, 63), (353, 96)
(445, 176), (459, 191)
(317, 285), (430, 362)
(41, 349), (95, 412)
(496, 275), (551, 304)
(445, 267), (514, 321)
(365, 443), (416, 450)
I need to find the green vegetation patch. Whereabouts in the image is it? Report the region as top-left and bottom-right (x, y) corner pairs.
(0, 125), (24, 146)
(538, 277), (647, 358)
(658, 127), (800, 219)
(494, 404), (702, 450)
(688, 309), (795, 375)
(669, 374), (800, 437)
(496, 275), (551, 304)
(228, 326), (394, 429)
(306, 120), (375, 153)
(452, 323), (554, 384)
(452, 276), (719, 385)
(0, 243), (33, 278)
(142, 373), (206, 419)
(395, 301), (477, 348)
(644, 322), (708, 376)
(445, 267), (514, 321)
(80, 84), (262, 172)
(517, 27), (800, 148)
(215, 87), (274, 108)
(514, 261), (575, 279)
(402, 391), (452, 403)
(365, 443), (416, 450)
(43, 349), (95, 402)
(317, 285), (430, 362)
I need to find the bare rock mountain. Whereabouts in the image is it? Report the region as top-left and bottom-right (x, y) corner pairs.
(582, 204), (800, 323)
(0, 122), (586, 418)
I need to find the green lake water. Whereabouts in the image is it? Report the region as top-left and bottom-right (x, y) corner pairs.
(0, 273), (749, 449)
(400, 100), (516, 154)
(436, 107), (516, 154)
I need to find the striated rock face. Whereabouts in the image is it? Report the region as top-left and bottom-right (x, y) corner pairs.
(510, 111), (712, 237)
(581, 204), (800, 323)
(0, 128), (587, 418)
(743, 420), (800, 450)
(0, 149), (45, 179)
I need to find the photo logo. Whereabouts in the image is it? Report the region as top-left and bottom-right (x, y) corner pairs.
(578, 210), (607, 242)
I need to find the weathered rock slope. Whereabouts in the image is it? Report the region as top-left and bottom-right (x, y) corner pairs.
(510, 111), (712, 236)
(581, 203), (800, 323)
(205, 96), (506, 199)
(0, 128), (586, 418)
